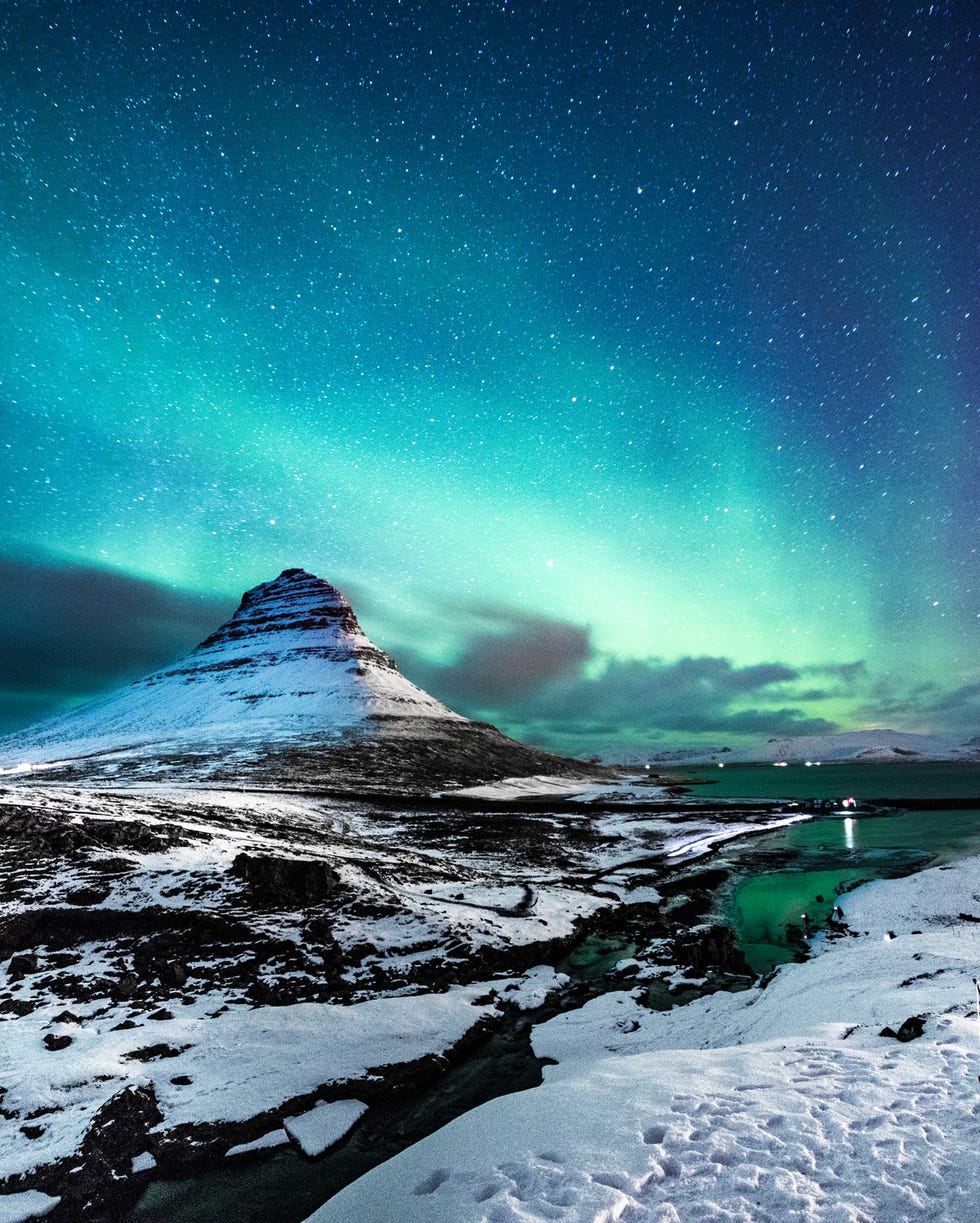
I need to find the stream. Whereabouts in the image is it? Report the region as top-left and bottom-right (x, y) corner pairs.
(127, 763), (980, 1223)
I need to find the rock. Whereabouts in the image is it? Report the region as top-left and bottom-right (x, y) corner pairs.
(159, 961), (189, 988)
(110, 972), (140, 1000)
(7, 951), (38, 979)
(231, 853), (342, 906)
(65, 885), (111, 906)
(673, 923), (749, 975)
(0, 997), (35, 1016)
(43, 1033), (73, 1051)
(880, 1015), (926, 1042)
(62, 1084), (164, 1218)
(124, 1042), (188, 1062)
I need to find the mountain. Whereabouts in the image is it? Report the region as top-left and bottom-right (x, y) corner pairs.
(0, 568), (596, 791)
(752, 729), (979, 763)
(645, 730), (980, 766)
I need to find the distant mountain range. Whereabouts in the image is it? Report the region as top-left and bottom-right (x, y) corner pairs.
(648, 729), (980, 766)
(0, 568), (597, 792)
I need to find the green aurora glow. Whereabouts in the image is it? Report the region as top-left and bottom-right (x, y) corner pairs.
(1, 2), (976, 754)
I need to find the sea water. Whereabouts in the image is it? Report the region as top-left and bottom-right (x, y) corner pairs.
(705, 764), (980, 972)
(678, 760), (980, 802)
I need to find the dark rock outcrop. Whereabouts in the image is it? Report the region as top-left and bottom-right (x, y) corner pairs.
(231, 852), (343, 905)
(673, 922), (749, 975)
(55, 1085), (163, 1219)
(880, 1015), (926, 1042)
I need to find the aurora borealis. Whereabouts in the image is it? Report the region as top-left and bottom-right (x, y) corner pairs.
(1, 2), (976, 755)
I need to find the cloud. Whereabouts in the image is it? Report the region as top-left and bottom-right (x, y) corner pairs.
(400, 604), (592, 706)
(520, 655), (836, 737)
(0, 556), (233, 734)
(402, 614), (844, 745)
(798, 661), (869, 697)
(930, 681), (980, 730)
(856, 676), (980, 737)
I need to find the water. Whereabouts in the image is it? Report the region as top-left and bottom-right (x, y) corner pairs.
(558, 933), (637, 978)
(678, 760), (980, 802)
(129, 1023), (550, 1222)
(713, 768), (980, 973)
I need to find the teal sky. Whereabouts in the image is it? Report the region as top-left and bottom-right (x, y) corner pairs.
(1, 1), (977, 755)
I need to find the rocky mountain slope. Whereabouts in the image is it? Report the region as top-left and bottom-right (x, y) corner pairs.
(0, 568), (594, 793)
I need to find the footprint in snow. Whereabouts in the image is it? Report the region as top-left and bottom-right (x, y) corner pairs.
(413, 1168), (451, 1195)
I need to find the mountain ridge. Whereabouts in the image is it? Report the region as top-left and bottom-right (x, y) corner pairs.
(645, 728), (980, 766)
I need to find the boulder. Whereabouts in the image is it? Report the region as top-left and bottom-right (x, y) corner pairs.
(880, 1015), (926, 1042)
(231, 853), (342, 906)
(61, 1084), (164, 1218)
(673, 922), (749, 975)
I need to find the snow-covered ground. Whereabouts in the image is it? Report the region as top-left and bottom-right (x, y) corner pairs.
(0, 984), (486, 1180)
(305, 855), (980, 1222)
(0, 777), (811, 1215)
(441, 775), (605, 801)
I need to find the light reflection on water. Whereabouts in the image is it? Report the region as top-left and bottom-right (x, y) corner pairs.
(725, 802), (980, 974)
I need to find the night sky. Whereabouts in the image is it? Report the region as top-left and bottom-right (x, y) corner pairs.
(1, 1), (977, 756)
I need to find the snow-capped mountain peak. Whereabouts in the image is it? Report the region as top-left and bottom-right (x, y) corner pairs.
(0, 567), (592, 790)
(0, 568), (462, 767)
(194, 568), (379, 660)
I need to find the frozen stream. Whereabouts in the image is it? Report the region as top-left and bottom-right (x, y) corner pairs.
(127, 768), (980, 1223)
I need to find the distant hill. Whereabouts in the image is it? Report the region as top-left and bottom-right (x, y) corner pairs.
(648, 729), (979, 766)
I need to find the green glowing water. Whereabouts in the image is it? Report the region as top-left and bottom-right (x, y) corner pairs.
(724, 802), (980, 974)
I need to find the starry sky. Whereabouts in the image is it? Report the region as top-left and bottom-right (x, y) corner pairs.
(1, 1), (977, 756)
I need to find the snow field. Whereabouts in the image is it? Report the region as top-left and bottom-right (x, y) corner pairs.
(304, 855), (980, 1222)
(284, 1099), (369, 1158)
(306, 1037), (976, 1222)
(0, 981), (512, 1179)
(0, 1191), (61, 1223)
